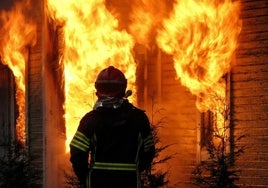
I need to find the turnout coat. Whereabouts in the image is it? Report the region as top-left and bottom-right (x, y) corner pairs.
(70, 100), (155, 188)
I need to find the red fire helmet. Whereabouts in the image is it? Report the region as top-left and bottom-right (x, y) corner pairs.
(95, 66), (127, 98)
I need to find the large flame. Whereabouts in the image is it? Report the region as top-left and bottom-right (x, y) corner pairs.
(46, 0), (242, 151)
(157, 0), (242, 133)
(0, 0), (241, 155)
(47, 0), (136, 151)
(0, 0), (37, 145)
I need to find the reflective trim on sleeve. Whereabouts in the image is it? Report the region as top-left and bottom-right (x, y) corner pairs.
(70, 131), (90, 152)
(76, 131), (90, 143)
(143, 134), (154, 152)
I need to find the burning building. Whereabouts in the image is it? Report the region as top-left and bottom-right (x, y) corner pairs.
(0, 0), (267, 187)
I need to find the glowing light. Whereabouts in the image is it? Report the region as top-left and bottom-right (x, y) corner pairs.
(47, 0), (242, 150)
(156, 0), (242, 133)
(0, 0), (37, 145)
(129, 0), (167, 46)
(47, 0), (136, 152)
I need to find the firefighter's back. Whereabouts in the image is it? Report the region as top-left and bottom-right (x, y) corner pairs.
(89, 102), (142, 188)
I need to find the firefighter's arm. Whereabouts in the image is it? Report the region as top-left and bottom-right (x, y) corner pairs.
(70, 146), (88, 184)
(139, 113), (156, 171)
(69, 114), (92, 184)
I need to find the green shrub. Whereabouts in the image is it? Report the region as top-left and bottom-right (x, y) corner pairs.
(191, 99), (246, 188)
(0, 141), (39, 188)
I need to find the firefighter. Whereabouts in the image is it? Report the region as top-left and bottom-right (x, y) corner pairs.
(70, 66), (155, 188)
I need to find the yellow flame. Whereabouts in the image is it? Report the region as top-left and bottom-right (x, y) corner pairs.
(128, 0), (167, 46)
(157, 0), (241, 134)
(46, 0), (242, 150)
(47, 0), (136, 152)
(0, 1), (37, 145)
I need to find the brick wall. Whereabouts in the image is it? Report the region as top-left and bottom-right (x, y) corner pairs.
(25, 0), (268, 187)
(232, 0), (268, 187)
(144, 49), (197, 187)
(27, 0), (67, 187)
(143, 1), (268, 187)
(27, 0), (44, 186)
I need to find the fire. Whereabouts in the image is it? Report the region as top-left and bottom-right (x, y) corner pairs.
(47, 0), (136, 151)
(156, 0), (242, 134)
(0, 0), (37, 145)
(0, 0), (241, 155)
(128, 0), (167, 46)
(46, 0), (242, 151)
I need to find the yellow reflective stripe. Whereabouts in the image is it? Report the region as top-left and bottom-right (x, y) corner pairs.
(93, 162), (136, 171)
(144, 141), (154, 152)
(70, 131), (90, 152)
(76, 131), (90, 143)
(144, 134), (153, 144)
(70, 139), (89, 152)
(144, 134), (154, 152)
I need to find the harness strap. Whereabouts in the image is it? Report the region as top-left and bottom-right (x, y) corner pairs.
(92, 162), (137, 171)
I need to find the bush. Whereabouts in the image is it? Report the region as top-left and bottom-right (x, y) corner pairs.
(0, 141), (39, 188)
(191, 99), (246, 188)
(191, 134), (245, 188)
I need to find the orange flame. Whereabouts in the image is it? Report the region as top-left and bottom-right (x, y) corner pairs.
(157, 0), (242, 133)
(129, 0), (167, 46)
(47, 0), (136, 152)
(0, 1), (37, 145)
